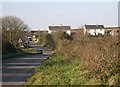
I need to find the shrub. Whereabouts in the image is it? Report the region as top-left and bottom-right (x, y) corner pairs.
(38, 32), (47, 46)
(56, 35), (120, 85)
(2, 39), (16, 54)
(25, 32), (119, 85)
(45, 34), (56, 50)
(45, 31), (72, 50)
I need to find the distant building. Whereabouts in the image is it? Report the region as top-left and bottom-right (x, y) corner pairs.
(104, 27), (120, 36)
(84, 24), (105, 36)
(39, 30), (48, 33)
(48, 25), (71, 35)
(29, 29), (48, 42)
(30, 29), (48, 35)
(30, 30), (39, 35)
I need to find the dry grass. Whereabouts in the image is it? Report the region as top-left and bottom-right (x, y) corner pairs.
(56, 34), (120, 85)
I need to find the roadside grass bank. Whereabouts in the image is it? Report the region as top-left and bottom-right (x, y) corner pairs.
(25, 35), (120, 86)
(25, 54), (105, 85)
(2, 48), (36, 59)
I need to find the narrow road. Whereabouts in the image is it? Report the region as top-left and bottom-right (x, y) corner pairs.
(2, 43), (53, 86)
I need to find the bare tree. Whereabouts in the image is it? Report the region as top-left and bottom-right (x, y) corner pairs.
(2, 16), (29, 48)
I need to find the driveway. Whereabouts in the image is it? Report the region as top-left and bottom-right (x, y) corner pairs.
(2, 43), (53, 86)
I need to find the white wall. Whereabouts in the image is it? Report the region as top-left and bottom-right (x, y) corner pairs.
(48, 30), (52, 34)
(96, 29), (105, 35)
(88, 29), (96, 35)
(85, 29), (105, 36)
(83, 26), (86, 35)
(48, 30), (71, 35)
(66, 30), (71, 35)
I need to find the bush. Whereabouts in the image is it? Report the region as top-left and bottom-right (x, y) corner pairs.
(56, 35), (120, 85)
(25, 54), (91, 85)
(2, 39), (16, 54)
(25, 31), (119, 85)
(44, 31), (72, 50)
(38, 32), (48, 46)
(45, 34), (56, 50)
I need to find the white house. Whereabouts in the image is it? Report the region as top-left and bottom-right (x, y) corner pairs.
(84, 24), (105, 36)
(48, 25), (71, 35)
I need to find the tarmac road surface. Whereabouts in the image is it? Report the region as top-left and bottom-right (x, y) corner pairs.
(2, 42), (53, 86)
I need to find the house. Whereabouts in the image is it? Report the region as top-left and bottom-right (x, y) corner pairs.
(104, 27), (120, 36)
(39, 30), (48, 34)
(48, 25), (71, 35)
(30, 30), (39, 35)
(29, 29), (48, 42)
(30, 29), (48, 34)
(83, 24), (105, 36)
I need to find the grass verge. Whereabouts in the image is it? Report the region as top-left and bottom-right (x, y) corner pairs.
(25, 54), (104, 85)
(2, 48), (36, 59)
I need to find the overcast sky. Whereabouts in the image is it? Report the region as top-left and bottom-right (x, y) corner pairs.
(2, 1), (119, 30)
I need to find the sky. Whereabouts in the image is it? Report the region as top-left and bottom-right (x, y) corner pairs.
(1, 0), (119, 30)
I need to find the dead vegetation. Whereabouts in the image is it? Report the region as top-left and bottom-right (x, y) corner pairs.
(54, 32), (120, 85)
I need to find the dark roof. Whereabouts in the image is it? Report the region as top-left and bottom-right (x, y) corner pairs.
(85, 25), (104, 29)
(49, 26), (71, 30)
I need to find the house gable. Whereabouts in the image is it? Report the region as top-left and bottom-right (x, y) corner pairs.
(48, 26), (71, 35)
(84, 24), (105, 36)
